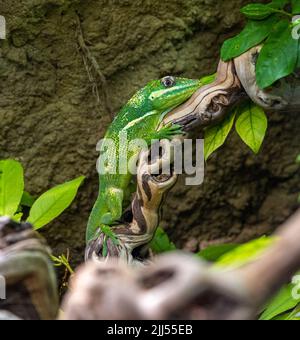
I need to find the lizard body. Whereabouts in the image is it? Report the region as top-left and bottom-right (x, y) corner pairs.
(87, 76), (204, 242)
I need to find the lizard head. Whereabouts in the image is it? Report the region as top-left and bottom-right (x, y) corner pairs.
(148, 76), (201, 112)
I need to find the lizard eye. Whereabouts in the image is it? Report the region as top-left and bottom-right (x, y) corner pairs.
(161, 76), (176, 88)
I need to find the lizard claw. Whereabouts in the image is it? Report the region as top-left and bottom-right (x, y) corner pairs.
(157, 123), (184, 140)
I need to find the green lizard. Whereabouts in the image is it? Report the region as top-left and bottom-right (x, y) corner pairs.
(87, 75), (208, 242)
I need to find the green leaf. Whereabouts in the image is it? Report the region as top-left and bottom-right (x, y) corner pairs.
(256, 19), (298, 89)
(0, 160), (24, 217)
(235, 103), (268, 154)
(292, 0), (300, 14)
(51, 254), (74, 274)
(197, 244), (238, 262)
(200, 73), (216, 86)
(260, 283), (300, 320)
(286, 305), (300, 320)
(221, 15), (279, 61)
(12, 212), (23, 222)
(293, 16), (300, 69)
(150, 227), (176, 254)
(204, 109), (236, 160)
(27, 176), (85, 230)
(21, 191), (35, 208)
(241, 4), (277, 20)
(271, 311), (296, 320)
(216, 236), (274, 269)
(270, 0), (289, 9)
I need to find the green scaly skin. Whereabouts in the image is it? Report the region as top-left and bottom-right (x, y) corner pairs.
(86, 75), (213, 242)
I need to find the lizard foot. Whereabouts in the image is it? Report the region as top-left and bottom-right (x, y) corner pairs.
(156, 123), (184, 140)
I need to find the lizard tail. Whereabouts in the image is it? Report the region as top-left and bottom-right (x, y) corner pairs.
(86, 193), (107, 243)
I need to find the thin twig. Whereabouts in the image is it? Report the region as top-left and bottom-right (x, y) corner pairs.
(76, 14), (114, 121)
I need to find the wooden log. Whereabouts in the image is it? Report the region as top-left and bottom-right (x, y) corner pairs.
(63, 210), (300, 320)
(0, 217), (58, 320)
(234, 45), (300, 112)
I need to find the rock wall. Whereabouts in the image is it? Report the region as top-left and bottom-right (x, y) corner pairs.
(0, 0), (299, 265)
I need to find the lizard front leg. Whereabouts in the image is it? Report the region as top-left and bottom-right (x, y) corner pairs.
(101, 187), (124, 225)
(150, 123), (184, 141)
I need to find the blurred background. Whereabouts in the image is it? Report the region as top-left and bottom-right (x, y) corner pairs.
(0, 0), (299, 267)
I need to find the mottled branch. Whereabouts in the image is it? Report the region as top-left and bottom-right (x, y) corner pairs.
(0, 218), (58, 320)
(162, 60), (245, 132)
(62, 209), (300, 320)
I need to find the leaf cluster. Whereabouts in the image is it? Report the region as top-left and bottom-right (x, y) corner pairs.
(221, 0), (300, 89)
(0, 159), (84, 230)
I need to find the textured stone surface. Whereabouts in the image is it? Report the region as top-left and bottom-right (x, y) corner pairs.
(0, 0), (299, 268)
